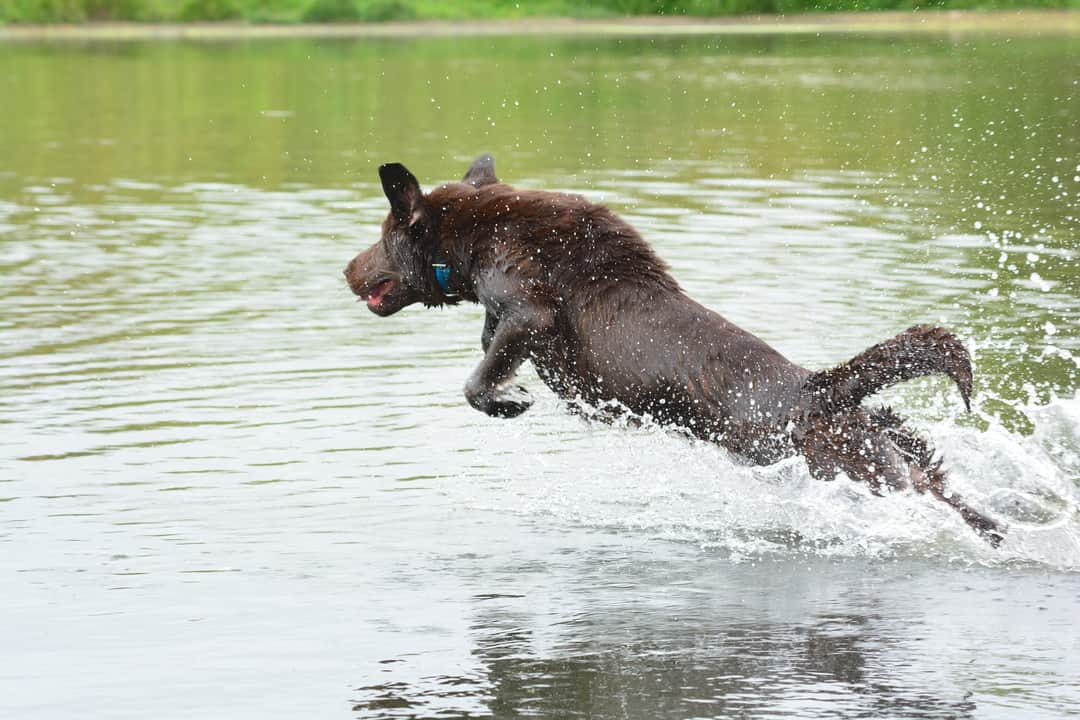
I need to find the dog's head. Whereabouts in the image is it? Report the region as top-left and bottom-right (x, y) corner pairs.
(344, 155), (499, 316)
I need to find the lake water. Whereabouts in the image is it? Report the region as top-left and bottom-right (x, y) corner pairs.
(2, 26), (1078, 719)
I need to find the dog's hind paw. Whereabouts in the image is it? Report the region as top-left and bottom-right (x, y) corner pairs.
(983, 527), (1006, 549)
(937, 488), (1007, 548)
(966, 508), (1007, 548)
(465, 382), (533, 419)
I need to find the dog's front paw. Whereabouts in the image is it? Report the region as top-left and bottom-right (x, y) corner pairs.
(490, 384), (534, 418)
(465, 381), (533, 419)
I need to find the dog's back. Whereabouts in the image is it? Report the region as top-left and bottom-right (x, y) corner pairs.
(433, 181), (679, 300)
(431, 180), (810, 454)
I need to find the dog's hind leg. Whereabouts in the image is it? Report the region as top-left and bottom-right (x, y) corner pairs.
(803, 325), (973, 413)
(797, 410), (911, 496)
(867, 407), (1006, 547)
(797, 409), (1005, 546)
(910, 460), (1006, 547)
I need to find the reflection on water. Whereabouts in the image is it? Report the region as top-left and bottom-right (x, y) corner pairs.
(1, 29), (1078, 720)
(354, 610), (978, 718)
(348, 553), (1078, 719)
(354, 614), (956, 720)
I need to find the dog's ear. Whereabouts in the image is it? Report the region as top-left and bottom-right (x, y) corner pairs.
(462, 154), (499, 188)
(379, 162), (425, 227)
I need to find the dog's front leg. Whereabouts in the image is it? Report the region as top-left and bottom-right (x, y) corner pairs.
(464, 302), (553, 419)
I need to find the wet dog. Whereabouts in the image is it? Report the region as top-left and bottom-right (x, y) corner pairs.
(345, 155), (1004, 545)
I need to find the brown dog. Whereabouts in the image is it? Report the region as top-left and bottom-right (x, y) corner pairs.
(345, 155), (1004, 545)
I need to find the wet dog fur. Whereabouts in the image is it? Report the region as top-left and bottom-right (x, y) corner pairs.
(344, 155), (1004, 546)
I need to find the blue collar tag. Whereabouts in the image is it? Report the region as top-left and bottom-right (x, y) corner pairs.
(432, 263), (457, 296)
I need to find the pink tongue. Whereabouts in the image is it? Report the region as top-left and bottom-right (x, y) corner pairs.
(367, 280), (391, 307)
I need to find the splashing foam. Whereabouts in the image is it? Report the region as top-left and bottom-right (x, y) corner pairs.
(449, 394), (1080, 571)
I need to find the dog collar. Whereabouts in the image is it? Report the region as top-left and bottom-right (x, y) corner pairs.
(432, 263), (457, 297)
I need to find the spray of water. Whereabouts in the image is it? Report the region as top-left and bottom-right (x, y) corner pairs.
(445, 385), (1079, 571)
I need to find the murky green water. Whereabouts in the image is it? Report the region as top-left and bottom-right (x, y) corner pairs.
(2, 29), (1078, 719)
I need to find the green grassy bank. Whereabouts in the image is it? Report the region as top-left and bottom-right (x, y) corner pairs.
(2, 0), (1078, 24)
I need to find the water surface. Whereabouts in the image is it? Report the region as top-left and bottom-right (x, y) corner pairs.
(1, 29), (1078, 719)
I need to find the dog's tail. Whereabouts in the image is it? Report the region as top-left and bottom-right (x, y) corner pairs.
(801, 325), (973, 414)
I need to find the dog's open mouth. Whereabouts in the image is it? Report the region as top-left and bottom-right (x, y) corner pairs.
(364, 278), (396, 309)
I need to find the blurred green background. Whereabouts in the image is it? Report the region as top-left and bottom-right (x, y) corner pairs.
(1, 0), (1078, 24)
(2, 33), (1076, 414)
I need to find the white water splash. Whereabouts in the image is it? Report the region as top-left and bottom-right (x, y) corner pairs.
(446, 394), (1080, 571)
